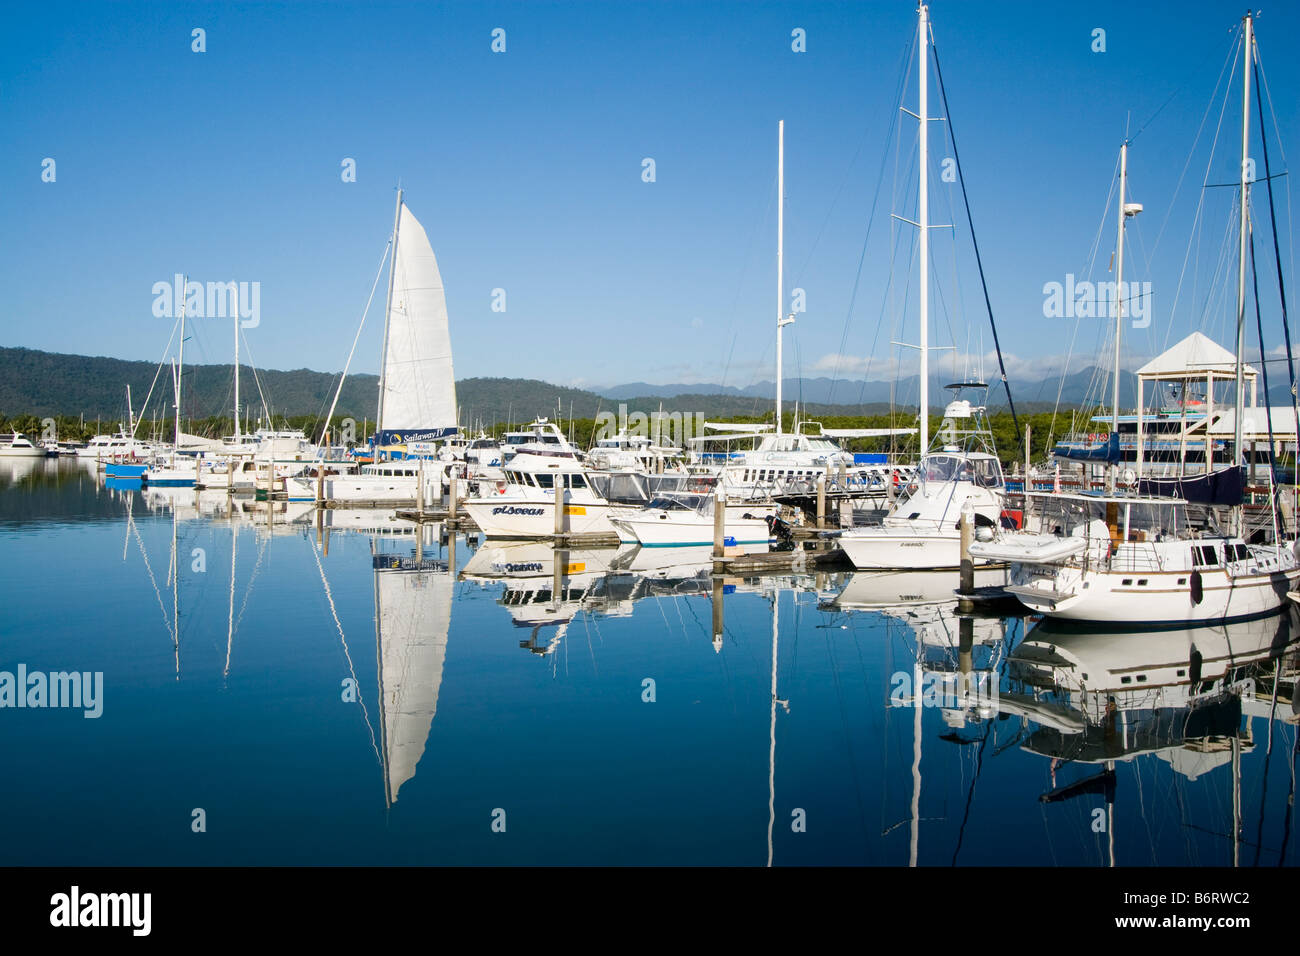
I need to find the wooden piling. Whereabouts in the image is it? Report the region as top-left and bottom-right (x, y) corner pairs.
(815, 474), (826, 529)
(1024, 423), (1031, 490)
(958, 498), (974, 611)
(712, 487), (726, 562)
(711, 576), (724, 653)
(554, 479), (564, 537)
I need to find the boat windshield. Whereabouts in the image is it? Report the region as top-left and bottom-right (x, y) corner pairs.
(648, 493), (711, 514)
(921, 454), (1001, 487)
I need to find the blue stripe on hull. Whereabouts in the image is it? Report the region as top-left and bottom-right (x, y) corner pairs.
(641, 538), (773, 548)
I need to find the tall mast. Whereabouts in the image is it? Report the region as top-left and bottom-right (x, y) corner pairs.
(175, 275), (186, 449)
(1110, 142), (1129, 491)
(233, 305), (241, 441)
(1233, 14), (1253, 491)
(376, 187), (404, 441)
(918, 2), (930, 455)
(775, 121), (787, 436)
(1112, 143), (1128, 438)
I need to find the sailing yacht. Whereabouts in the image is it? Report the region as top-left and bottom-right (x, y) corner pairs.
(834, 7), (1010, 571)
(974, 16), (1300, 624)
(287, 189), (458, 505)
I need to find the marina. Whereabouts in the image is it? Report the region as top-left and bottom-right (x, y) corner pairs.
(4, 0), (1300, 902)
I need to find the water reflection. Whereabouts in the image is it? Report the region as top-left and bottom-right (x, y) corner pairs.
(2, 461), (1296, 865)
(1006, 612), (1299, 866)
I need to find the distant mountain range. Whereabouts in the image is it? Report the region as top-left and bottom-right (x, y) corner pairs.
(597, 373), (1143, 409)
(4, 345), (1263, 427)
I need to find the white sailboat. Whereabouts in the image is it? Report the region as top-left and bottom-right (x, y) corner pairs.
(289, 189), (458, 505)
(972, 13), (1300, 624)
(838, 5), (1007, 571)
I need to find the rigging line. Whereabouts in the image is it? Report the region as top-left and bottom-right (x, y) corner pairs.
(310, 228), (385, 436)
(1049, 154), (1121, 447)
(232, 531), (269, 639)
(854, 35), (919, 414)
(1250, 228), (1284, 548)
(1205, 172), (1289, 189)
(1253, 55), (1300, 468)
(236, 332), (274, 427)
(580, 612), (598, 677)
(1148, 30), (1240, 267)
(1133, 747), (1159, 863)
(133, 316), (183, 438)
(310, 539), (381, 769)
(1165, 33), (1241, 353)
(1252, 671), (1278, 867)
(827, 32), (913, 406)
(950, 719), (991, 866)
(127, 505), (175, 648)
(856, 190), (911, 409)
(930, 37), (1018, 432)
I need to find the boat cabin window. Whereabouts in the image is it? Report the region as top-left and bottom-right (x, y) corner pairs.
(1224, 543), (1250, 563)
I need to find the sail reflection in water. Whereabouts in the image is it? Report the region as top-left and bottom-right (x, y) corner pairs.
(374, 547), (452, 806)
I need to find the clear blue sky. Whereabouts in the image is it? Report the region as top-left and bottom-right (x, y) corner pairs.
(3, 1), (1296, 398)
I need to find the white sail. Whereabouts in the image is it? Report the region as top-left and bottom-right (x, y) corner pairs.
(378, 203), (457, 442)
(376, 559), (452, 804)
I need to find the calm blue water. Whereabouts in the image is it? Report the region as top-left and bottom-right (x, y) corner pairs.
(1, 458), (1296, 866)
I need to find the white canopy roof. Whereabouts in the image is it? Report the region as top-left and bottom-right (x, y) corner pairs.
(1137, 331), (1256, 379)
(1206, 406), (1299, 439)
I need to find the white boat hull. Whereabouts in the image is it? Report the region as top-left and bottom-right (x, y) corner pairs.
(839, 527), (995, 570)
(610, 512), (773, 548)
(461, 496), (626, 538)
(286, 474), (442, 504)
(1008, 563), (1300, 625)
